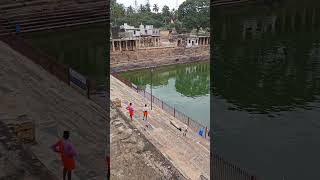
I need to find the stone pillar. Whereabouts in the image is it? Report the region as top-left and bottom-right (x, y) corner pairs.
(119, 41), (122, 51)
(291, 13), (295, 32)
(312, 8), (316, 31)
(112, 41), (115, 51)
(282, 11), (286, 32)
(139, 39), (141, 48)
(222, 22), (227, 40)
(125, 40), (128, 51)
(302, 8), (306, 31)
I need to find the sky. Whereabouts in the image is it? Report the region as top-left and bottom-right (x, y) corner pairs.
(116, 0), (186, 11)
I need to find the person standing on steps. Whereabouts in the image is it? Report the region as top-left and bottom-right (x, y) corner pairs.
(183, 124), (188, 136)
(142, 104), (149, 121)
(127, 102), (134, 120)
(51, 131), (78, 180)
(143, 104), (149, 130)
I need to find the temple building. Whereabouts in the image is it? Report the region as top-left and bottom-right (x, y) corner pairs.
(111, 23), (161, 51)
(110, 23), (209, 51)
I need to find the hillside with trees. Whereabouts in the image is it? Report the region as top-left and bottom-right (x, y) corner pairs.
(111, 0), (209, 34)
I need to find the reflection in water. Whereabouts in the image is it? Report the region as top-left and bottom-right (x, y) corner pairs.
(23, 23), (107, 82)
(213, 1), (320, 179)
(121, 62), (210, 127)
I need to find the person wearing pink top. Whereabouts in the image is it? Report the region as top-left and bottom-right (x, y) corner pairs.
(51, 131), (79, 180)
(126, 103), (134, 120)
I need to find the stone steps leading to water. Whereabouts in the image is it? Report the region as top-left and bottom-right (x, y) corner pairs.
(110, 75), (210, 179)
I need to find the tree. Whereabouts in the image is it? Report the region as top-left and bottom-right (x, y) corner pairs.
(139, 4), (146, 13)
(153, 4), (159, 13)
(111, 0), (126, 25)
(170, 8), (177, 23)
(145, 0), (151, 12)
(162, 5), (171, 24)
(177, 0), (209, 34)
(134, 0), (138, 12)
(126, 5), (134, 15)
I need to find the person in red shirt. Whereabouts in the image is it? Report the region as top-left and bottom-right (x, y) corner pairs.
(51, 131), (78, 180)
(126, 103), (134, 120)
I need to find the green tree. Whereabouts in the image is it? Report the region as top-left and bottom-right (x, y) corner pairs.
(126, 5), (134, 15)
(170, 8), (177, 23)
(139, 4), (146, 13)
(153, 4), (159, 13)
(111, 0), (126, 26)
(162, 5), (171, 24)
(145, 0), (151, 12)
(177, 0), (209, 34)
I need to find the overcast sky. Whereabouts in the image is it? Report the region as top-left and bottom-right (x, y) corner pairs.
(116, 0), (186, 11)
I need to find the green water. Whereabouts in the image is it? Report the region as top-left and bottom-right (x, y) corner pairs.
(23, 23), (108, 83)
(121, 61), (210, 127)
(213, 0), (320, 179)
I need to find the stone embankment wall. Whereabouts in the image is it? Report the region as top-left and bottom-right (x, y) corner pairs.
(111, 46), (209, 72)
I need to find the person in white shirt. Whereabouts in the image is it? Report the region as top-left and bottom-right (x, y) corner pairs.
(183, 124), (188, 136)
(142, 104), (148, 121)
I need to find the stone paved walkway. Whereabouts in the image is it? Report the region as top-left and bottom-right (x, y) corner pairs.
(110, 75), (210, 180)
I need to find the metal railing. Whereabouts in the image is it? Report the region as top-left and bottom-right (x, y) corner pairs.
(1, 35), (106, 107)
(112, 73), (210, 139)
(213, 153), (257, 180)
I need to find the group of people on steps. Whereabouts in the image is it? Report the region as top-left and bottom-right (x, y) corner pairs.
(126, 102), (188, 135)
(126, 103), (150, 130)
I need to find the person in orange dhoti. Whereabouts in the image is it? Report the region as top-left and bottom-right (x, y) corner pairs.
(142, 104), (148, 121)
(51, 131), (78, 180)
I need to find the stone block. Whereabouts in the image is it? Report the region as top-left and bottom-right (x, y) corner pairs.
(4, 115), (35, 144)
(112, 98), (122, 108)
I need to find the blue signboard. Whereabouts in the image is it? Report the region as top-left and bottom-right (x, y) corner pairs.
(15, 24), (21, 34)
(69, 68), (87, 94)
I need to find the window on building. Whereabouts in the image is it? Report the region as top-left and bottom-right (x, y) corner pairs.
(189, 40), (191, 43)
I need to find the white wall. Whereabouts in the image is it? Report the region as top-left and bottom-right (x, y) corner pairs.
(186, 38), (199, 47)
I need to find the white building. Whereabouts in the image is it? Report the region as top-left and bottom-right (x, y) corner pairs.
(139, 24), (160, 37)
(186, 37), (199, 48)
(120, 23), (141, 37)
(119, 23), (160, 37)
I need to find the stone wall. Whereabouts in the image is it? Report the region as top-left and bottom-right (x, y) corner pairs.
(0, 120), (58, 180)
(111, 46), (209, 72)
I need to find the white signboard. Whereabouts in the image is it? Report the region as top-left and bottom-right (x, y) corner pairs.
(69, 68), (87, 95)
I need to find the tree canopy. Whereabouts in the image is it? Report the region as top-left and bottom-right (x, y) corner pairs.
(177, 0), (210, 33)
(111, 0), (209, 33)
